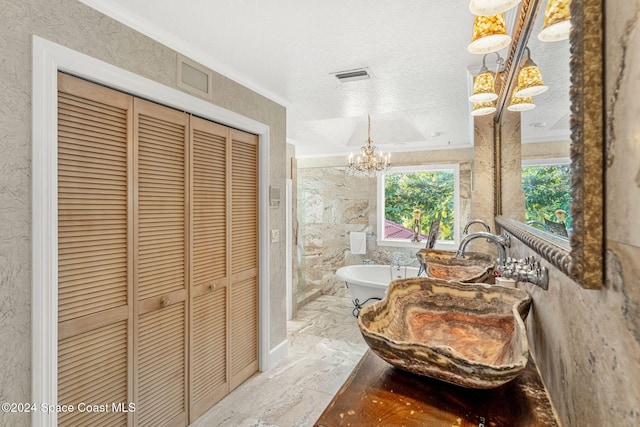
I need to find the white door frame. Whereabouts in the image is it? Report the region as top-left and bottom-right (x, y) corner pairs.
(32, 36), (271, 427)
(285, 179), (293, 320)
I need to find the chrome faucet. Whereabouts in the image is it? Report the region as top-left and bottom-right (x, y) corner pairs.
(455, 231), (511, 266)
(390, 253), (408, 279)
(498, 256), (549, 290)
(463, 219), (491, 234)
(390, 254), (402, 268)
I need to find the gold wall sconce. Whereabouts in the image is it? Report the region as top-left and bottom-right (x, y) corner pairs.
(469, 52), (505, 102)
(468, 13), (511, 54)
(507, 89), (536, 111)
(538, 0), (571, 42)
(471, 101), (497, 116)
(514, 47), (548, 97)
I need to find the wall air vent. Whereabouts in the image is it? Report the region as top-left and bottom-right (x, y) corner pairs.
(177, 54), (213, 99)
(332, 68), (372, 83)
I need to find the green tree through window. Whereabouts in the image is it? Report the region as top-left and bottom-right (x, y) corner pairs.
(521, 164), (572, 228)
(384, 170), (455, 240)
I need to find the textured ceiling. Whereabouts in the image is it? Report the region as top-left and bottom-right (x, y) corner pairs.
(80, 0), (571, 157)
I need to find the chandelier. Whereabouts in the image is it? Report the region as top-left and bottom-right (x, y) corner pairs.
(347, 115), (391, 177)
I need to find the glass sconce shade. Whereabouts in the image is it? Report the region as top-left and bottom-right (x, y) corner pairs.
(470, 68), (498, 102)
(538, 0), (571, 41)
(515, 63), (548, 96)
(469, 0), (522, 16)
(468, 14), (512, 54)
(471, 101), (497, 116)
(507, 91), (535, 111)
(514, 48), (548, 97)
(470, 52), (504, 102)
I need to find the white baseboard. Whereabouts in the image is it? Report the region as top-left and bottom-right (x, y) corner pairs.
(267, 339), (288, 369)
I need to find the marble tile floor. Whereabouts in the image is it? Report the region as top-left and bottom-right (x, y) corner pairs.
(190, 293), (369, 427)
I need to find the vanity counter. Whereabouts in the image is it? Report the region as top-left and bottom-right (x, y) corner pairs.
(315, 350), (558, 427)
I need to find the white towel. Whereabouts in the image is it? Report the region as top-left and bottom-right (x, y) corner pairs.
(349, 232), (367, 254)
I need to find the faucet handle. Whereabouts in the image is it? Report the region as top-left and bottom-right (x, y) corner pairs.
(499, 256), (549, 290)
(497, 233), (511, 248)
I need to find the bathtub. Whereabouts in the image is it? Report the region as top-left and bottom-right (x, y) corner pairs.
(335, 264), (420, 316)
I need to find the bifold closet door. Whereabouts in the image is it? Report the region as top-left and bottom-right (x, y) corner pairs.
(133, 98), (189, 427)
(189, 120), (260, 418)
(57, 73), (259, 426)
(57, 73), (134, 427)
(229, 129), (259, 389)
(189, 117), (229, 421)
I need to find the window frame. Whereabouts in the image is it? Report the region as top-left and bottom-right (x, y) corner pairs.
(376, 163), (460, 250)
(522, 157), (570, 167)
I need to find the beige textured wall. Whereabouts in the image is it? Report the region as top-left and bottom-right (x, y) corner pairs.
(296, 149), (480, 297)
(498, 2), (640, 425)
(0, 1), (286, 424)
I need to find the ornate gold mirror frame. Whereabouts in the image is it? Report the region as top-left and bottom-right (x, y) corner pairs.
(494, 0), (604, 289)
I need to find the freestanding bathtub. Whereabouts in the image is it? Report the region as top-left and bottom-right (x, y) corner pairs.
(335, 264), (420, 316)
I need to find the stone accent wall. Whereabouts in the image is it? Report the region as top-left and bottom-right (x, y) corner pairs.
(297, 166), (376, 297)
(500, 109), (526, 222)
(471, 113), (500, 255)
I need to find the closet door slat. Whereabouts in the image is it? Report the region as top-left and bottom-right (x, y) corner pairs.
(189, 117), (229, 421)
(57, 73), (133, 427)
(229, 129), (259, 390)
(138, 303), (187, 427)
(57, 84), (129, 324)
(134, 98), (189, 427)
(58, 321), (128, 427)
(136, 100), (187, 300)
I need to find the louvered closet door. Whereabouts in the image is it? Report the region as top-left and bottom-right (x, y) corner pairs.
(57, 74), (260, 426)
(189, 117), (230, 421)
(134, 99), (189, 427)
(57, 73), (133, 427)
(229, 129), (259, 390)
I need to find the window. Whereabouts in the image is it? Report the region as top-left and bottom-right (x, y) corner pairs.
(377, 164), (460, 249)
(521, 158), (572, 234)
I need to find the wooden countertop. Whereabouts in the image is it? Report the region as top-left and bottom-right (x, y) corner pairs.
(315, 350), (558, 427)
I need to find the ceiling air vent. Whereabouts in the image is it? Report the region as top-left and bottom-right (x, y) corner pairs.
(332, 68), (372, 83)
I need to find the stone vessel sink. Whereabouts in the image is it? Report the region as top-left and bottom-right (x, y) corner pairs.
(358, 277), (532, 389)
(416, 249), (495, 283)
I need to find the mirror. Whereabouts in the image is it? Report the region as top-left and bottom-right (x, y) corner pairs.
(494, 0), (604, 289)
